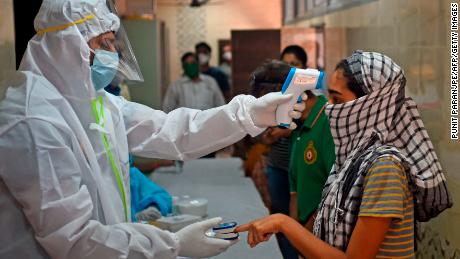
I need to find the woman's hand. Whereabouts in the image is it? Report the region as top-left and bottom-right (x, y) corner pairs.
(236, 215), (393, 259)
(234, 214), (288, 248)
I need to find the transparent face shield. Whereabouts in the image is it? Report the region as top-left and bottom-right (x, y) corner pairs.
(98, 0), (143, 85)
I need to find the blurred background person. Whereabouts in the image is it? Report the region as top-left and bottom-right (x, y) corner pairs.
(260, 45), (312, 259)
(250, 46), (311, 259)
(219, 43), (232, 90)
(195, 42), (231, 102)
(163, 52), (225, 113)
(284, 45), (335, 233)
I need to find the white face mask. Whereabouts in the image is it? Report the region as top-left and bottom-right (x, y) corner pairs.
(198, 53), (210, 65)
(222, 51), (232, 62)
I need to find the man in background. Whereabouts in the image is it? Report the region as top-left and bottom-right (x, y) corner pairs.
(163, 52), (225, 113)
(195, 42), (231, 102)
(219, 43), (232, 90)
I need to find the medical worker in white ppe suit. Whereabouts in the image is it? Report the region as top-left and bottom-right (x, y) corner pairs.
(0, 0), (305, 258)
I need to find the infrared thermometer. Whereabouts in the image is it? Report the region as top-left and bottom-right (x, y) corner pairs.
(275, 68), (325, 128)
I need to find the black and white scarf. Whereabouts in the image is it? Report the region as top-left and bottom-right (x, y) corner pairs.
(313, 51), (453, 250)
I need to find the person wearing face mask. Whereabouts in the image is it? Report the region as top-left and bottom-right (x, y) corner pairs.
(219, 44), (233, 89)
(235, 51), (452, 259)
(195, 41), (231, 102)
(162, 52), (225, 113)
(0, 0), (308, 258)
(251, 45), (335, 259)
(282, 45), (335, 233)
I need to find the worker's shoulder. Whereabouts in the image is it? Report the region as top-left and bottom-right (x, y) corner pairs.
(0, 72), (68, 128)
(1, 72), (53, 111)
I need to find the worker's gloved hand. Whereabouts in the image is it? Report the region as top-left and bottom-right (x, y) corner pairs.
(176, 217), (238, 258)
(249, 92), (306, 130)
(135, 206), (162, 222)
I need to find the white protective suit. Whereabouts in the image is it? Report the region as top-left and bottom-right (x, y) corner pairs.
(0, 0), (304, 258)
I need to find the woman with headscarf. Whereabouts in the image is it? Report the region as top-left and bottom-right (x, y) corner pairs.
(235, 51), (452, 259)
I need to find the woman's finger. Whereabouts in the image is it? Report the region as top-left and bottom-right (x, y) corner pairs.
(235, 223), (251, 233)
(253, 222), (272, 243)
(252, 225), (262, 245)
(247, 228), (255, 247)
(255, 231), (266, 244)
(246, 229), (251, 246)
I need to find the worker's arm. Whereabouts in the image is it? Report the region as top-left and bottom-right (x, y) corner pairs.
(0, 119), (180, 259)
(113, 93), (266, 161)
(235, 214), (391, 259)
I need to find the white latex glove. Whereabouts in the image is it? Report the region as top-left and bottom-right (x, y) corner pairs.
(135, 206), (162, 222)
(249, 92), (307, 130)
(176, 217), (238, 258)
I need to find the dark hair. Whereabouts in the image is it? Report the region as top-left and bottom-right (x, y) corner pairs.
(250, 60), (291, 97)
(181, 52), (196, 63)
(280, 45), (308, 67)
(335, 60), (366, 98)
(195, 42), (212, 53)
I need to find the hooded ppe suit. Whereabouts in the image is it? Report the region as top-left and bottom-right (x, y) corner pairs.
(0, 0), (304, 258)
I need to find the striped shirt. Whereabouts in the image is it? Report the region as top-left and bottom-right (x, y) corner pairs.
(359, 156), (415, 259)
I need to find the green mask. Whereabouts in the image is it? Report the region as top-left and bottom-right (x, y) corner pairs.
(183, 63), (200, 79)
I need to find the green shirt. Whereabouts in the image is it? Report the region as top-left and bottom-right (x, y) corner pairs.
(289, 95), (335, 224)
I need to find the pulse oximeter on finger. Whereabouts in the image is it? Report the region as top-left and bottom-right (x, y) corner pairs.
(206, 222), (239, 240)
(212, 222), (237, 233)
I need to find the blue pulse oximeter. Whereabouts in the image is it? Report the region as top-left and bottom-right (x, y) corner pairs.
(212, 222), (237, 231)
(211, 222), (239, 240)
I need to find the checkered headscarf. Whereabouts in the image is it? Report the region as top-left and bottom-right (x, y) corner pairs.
(313, 51), (452, 250)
